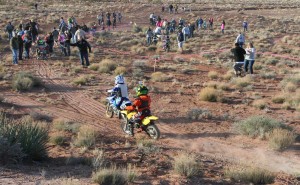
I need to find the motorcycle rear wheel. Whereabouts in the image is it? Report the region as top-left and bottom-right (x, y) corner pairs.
(146, 124), (160, 140)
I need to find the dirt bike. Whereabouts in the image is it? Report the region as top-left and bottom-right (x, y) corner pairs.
(105, 91), (121, 119)
(120, 110), (160, 140)
(36, 45), (48, 60)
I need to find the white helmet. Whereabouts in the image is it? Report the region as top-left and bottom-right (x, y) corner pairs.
(115, 75), (125, 84)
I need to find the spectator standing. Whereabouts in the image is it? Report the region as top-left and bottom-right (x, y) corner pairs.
(244, 42), (256, 74)
(182, 25), (190, 41)
(58, 32), (67, 56)
(65, 30), (72, 56)
(23, 32), (32, 59)
(177, 29), (184, 53)
(231, 43), (246, 76)
(243, 20), (248, 32)
(209, 17), (213, 30)
(169, 4), (173, 14)
(5, 22), (14, 40)
(34, 3), (38, 10)
(74, 26), (86, 42)
(235, 33), (245, 48)
(221, 20), (225, 34)
(70, 36), (92, 67)
(45, 32), (54, 53)
(118, 12), (122, 23)
(10, 31), (19, 65)
(174, 4), (178, 13)
(17, 32), (23, 60)
(29, 19), (38, 42)
(146, 27), (153, 45)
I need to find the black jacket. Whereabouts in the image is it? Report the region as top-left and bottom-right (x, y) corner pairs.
(70, 39), (91, 54)
(231, 46), (246, 62)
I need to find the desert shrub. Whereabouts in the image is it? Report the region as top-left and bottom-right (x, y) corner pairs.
(199, 87), (222, 102)
(252, 99), (267, 110)
(131, 45), (147, 55)
(208, 71), (218, 79)
(114, 66), (127, 75)
(203, 81), (218, 89)
(0, 136), (25, 164)
(89, 64), (100, 71)
(50, 133), (65, 146)
(261, 72), (276, 79)
(0, 114), (49, 160)
(133, 60), (147, 68)
(233, 115), (290, 139)
(72, 75), (88, 85)
(225, 166), (275, 184)
(272, 95), (285, 104)
(132, 68), (144, 79)
(92, 165), (137, 185)
(222, 70), (234, 81)
(12, 72), (42, 91)
(173, 153), (200, 178)
(186, 108), (212, 120)
(218, 82), (231, 91)
(30, 112), (52, 122)
(132, 25), (142, 33)
(73, 66), (82, 73)
(151, 72), (170, 82)
(284, 82), (297, 92)
(74, 125), (96, 148)
(53, 119), (79, 133)
(268, 128), (296, 151)
(265, 58), (279, 65)
(231, 76), (251, 88)
(98, 59), (117, 73)
(137, 139), (161, 154)
(92, 149), (105, 170)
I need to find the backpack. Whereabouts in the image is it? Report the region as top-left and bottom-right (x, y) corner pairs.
(7, 25), (13, 32)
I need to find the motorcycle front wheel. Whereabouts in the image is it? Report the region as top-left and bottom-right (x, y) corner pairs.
(105, 102), (114, 118)
(146, 124), (160, 140)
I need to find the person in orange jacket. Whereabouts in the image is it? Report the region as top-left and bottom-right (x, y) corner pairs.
(125, 84), (151, 135)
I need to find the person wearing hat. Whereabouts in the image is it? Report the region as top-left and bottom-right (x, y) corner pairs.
(10, 31), (19, 65)
(17, 31), (24, 60)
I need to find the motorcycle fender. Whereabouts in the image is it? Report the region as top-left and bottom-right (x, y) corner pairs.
(127, 112), (136, 119)
(142, 116), (158, 125)
(120, 110), (128, 115)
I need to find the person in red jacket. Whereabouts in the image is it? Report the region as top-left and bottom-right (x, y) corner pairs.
(125, 84), (151, 135)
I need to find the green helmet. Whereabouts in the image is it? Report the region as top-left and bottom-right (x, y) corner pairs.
(136, 85), (148, 96)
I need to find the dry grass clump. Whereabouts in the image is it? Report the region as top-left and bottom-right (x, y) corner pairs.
(73, 125), (96, 148)
(173, 153), (200, 178)
(186, 108), (212, 120)
(268, 128), (296, 151)
(151, 72), (171, 82)
(222, 70), (234, 81)
(12, 72), (42, 91)
(92, 164), (137, 185)
(218, 82), (231, 91)
(283, 82), (297, 92)
(208, 71), (218, 79)
(271, 94), (285, 104)
(252, 99), (267, 110)
(89, 63), (100, 71)
(52, 118), (79, 133)
(131, 45), (147, 55)
(231, 76), (252, 88)
(114, 66), (127, 75)
(98, 59), (117, 73)
(199, 87), (223, 102)
(72, 75), (89, 85)
(50, 132), (65, 146)
(225, 166), (275, 184)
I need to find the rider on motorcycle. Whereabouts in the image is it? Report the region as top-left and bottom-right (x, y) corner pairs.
(108, 75), (129, 109)
(125, 84), (151, 135)
(36, 36), (49, 56)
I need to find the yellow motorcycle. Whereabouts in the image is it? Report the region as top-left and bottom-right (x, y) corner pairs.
(120, 110), (160, 140)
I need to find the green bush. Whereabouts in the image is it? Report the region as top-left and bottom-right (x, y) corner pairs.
(0, 114), (49, 160)
(225, 166), (275, 184)
(12, 72), (42, 91)
(50, 133), (65, 146)
(233, 115), (291, 139)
